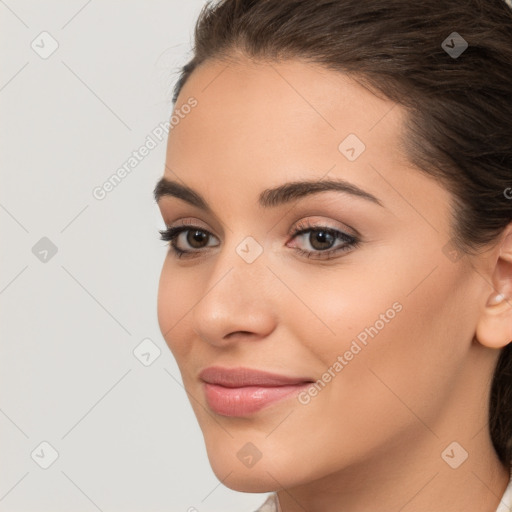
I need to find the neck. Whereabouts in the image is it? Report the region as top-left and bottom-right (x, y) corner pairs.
(277, 427), (509, 512)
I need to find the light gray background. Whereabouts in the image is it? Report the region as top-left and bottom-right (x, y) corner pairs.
(0, 1), (270, 510)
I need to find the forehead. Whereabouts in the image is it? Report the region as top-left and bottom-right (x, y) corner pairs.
(164, 57), (450, 223)
(172, 57), (406, 156)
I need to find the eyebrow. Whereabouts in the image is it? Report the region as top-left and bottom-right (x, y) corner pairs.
(153, 176), (384, 211)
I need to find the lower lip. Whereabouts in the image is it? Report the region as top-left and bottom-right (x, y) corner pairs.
(203, 382), (312, 417)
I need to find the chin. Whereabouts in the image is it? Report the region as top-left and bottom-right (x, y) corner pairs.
(210, 461), (281, 493)
(204, 440), (308, 493)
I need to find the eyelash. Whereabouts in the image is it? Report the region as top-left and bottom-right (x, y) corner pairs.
(158, 219), (359, 261)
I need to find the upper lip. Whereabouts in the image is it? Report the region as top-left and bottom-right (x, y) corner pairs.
(199, 366), (314, 388)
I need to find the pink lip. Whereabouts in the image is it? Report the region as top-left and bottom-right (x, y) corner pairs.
(199, 366), (314, 417)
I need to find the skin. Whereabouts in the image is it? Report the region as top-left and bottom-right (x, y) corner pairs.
(155, 56), (512, 512)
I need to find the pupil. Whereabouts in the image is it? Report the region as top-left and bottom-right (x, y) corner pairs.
(311, 230), (333, 250)
(188, 230), (207, 248)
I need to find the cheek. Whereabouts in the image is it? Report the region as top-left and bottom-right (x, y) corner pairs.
(314, 263), (473, 431)
(156, 260), (195, 359)
(285, 245), (472, 423)
(284, 262), (406, 368)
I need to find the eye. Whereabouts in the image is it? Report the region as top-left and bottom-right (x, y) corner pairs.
(158, 219), (360, 260)
(159, 223), (219, 258)
(287, 219), (359, 260)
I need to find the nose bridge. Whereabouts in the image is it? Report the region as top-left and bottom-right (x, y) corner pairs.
(191, 230), (276, 343)
(204, 229), (270, 308)
(213, 219), (270, 286)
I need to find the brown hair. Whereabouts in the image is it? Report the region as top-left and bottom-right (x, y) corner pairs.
(171, 0), (512, 467)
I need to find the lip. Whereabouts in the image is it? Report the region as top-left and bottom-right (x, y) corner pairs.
(199, 366), (314, 417)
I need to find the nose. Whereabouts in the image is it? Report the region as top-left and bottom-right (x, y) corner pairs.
(191, 239), (277, 348)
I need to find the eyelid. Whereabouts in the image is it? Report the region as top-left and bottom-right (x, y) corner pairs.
(160, 208), (227, 236)
(288, 216), (358, 239)
(164, 217), (212, 232)
(165, 217), (354, 243)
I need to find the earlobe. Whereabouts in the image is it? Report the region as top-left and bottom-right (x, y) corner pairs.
(485, 292), (507, 307)
(475, 293), (512, 349)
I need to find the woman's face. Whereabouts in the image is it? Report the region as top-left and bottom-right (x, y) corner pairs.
(155, 57), (496, 492)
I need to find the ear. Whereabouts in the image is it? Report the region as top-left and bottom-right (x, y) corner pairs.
(475, 222), (512, 349)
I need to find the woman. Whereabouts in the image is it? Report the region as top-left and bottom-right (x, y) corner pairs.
(154, 0), (512, 510)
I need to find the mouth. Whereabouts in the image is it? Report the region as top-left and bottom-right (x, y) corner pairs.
(199, 366), (315, 417)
